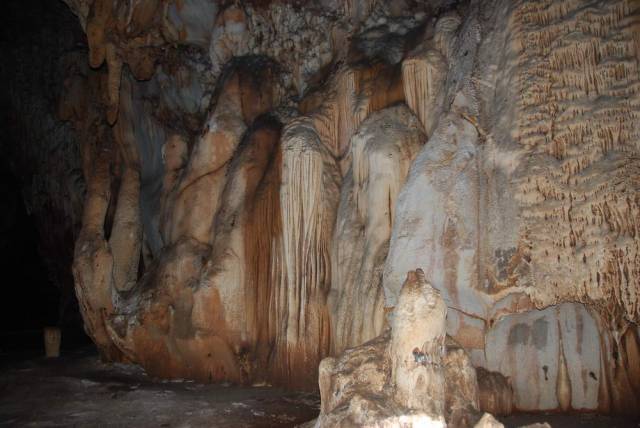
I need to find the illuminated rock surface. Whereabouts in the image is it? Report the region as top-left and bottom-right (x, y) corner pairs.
(2, 0), (640, 426)
(66, 0), (640, 416)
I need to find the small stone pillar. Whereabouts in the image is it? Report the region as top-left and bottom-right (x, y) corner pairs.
(44, 327), (61, 358)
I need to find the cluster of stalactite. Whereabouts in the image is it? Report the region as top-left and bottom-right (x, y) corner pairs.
(383, 0), (640, 415)
(72, 53), (427, 389)
(509, 0), (640, 412)
(63, 0), (640, 422)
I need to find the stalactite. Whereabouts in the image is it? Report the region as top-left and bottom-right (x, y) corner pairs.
(594, 318), (640, 414)
(383, 99), (482, 324)
(64, 0), (640, 416)
(127, 47), (156, 81)
(402, 49), (447, 136)
(279, 117), (340, 388)
(434, 11), (461, 61)
(97, 62), (286, 384)
(193, 119), (282, 384)
(242, 125), (283, 377)
(303, 63), (405, 174)
(105, 43), (122, 125)
(512, 0), (640, 324)
(108, 76), (142, 293)
(86, 0), (111, 68)
(109, 167), (142, 292)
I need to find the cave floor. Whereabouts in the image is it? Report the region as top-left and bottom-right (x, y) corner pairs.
(0, 346), (320, 427)
(0, 346), (639, 428)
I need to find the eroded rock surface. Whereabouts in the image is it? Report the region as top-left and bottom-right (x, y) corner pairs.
(18, 0), (637, 421)
(316, 270), (476, 427)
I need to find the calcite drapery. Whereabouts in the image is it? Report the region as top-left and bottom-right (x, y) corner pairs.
(382, 0), (640, 413)
(329, 105), (425, 354)
(62, 0), (640, 419)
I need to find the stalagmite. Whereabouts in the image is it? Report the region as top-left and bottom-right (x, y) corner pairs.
(391, 269), (446, 419)
(51, 0), (640, 418)
(316, 270), (485, 427)
(402, 49), (448, 135)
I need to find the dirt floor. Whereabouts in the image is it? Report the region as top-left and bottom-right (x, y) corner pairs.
(0, 344), (639, 427)
(0, 346), (320, 427)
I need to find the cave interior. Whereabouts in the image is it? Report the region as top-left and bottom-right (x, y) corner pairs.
(0, 0), (639, 427)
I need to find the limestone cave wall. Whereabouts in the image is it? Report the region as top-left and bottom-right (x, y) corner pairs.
(41, 0), (640, 420)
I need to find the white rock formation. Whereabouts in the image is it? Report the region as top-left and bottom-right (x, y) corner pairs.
(59, 0), (640, 419)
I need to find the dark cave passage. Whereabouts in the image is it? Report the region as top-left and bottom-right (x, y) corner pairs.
(0, 0), (90, 358)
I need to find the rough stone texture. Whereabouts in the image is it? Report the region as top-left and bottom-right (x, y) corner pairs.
(391, 269), (447, 417)
(383, 0), (640, 413)
(476, 367), (513, 416)
(316, 270), (483, 427)
(15, 0), (636, 420)
(445, 338), (481, 426)
(473, 413), (504, 428)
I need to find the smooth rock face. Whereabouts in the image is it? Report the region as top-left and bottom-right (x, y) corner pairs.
(35, 0), (639, 420)
(484, 304), (601, 412)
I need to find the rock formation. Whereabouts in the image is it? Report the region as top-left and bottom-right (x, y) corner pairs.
(5, 0), (639, 424)
(317, 270), (447, 426)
